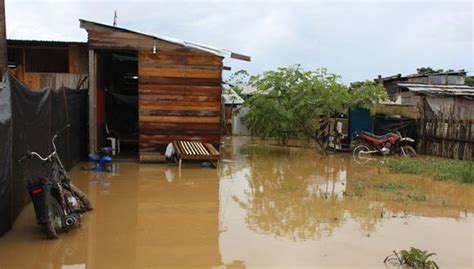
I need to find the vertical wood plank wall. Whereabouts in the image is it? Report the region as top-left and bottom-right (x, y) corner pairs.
(138, 50), (223, 161)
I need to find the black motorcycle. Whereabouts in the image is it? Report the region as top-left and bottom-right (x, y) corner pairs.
(18, 125), (92, 239)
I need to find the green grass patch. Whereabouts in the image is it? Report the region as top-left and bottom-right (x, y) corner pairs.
(349, 179), (427, 202)
(384, 158), (474, 184)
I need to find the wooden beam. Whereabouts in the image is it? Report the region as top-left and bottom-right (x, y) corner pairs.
(68, 44), (80, 74)
(230, 52), (251, 62)
(0, 0), (7, 75)
(88, 49), (97, 153)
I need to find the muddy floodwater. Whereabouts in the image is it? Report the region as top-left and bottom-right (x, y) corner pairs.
(0, 137), (473, 268)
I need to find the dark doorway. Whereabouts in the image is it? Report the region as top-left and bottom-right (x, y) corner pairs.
(102, 51), (139, 160)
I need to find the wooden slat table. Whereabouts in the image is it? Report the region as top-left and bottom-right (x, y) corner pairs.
(172, 141), (220, 169)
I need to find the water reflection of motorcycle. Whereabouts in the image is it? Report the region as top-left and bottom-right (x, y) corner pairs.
(352, 131), (416, 164)
(35, 232), (88, 269)
(18, 125), (93, 239)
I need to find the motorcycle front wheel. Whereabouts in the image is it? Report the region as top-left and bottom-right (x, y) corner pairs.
(401, 146), (417, 157)
(353, 144), (372, 164)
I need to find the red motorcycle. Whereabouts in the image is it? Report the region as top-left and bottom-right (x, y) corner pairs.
(352, 131), (416, 164)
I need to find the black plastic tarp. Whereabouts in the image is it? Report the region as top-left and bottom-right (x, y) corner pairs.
(0, 76), (12, 236)
(0, 72), (88, 236)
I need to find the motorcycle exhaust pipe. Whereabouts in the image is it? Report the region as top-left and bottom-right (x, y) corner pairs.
(65, 215), (77, 227)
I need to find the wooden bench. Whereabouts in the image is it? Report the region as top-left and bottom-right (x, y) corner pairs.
(172, 141), (220, 169)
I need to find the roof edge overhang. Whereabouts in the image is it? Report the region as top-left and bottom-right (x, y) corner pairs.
(396, 83), (474, 97)
(79, 19), (251, 62)
(375, 71), (467, 82)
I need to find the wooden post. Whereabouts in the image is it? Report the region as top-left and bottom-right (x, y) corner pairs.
(88, 49), (97, 153)
(0, 0), (7, 75)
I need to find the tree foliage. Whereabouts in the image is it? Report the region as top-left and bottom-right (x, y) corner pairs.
(465, 76), (474, 87)
(226, 69), (250, 85)
(242, 66), (387, 145)
(224, 69), (250, 99)
(416, 67), (464, 75)
(417, 67), (446, 74)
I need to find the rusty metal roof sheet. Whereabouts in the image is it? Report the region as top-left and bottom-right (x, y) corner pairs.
(397, 83), (474, 96)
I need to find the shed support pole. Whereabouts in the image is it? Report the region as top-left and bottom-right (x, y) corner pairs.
(0, 0), (7, 75)
(88, 49), (97, 153)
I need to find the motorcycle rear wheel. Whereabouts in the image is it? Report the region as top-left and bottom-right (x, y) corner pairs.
(353, 144), (372, 164)
(43, 197), (64, 239)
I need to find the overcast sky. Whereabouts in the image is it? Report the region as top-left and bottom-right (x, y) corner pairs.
(4, 0), (473, 83)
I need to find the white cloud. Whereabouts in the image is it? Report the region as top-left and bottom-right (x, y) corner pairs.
(4, 0), (473, 82)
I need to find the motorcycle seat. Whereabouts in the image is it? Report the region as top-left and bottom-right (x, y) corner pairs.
(361, 131), (395, 140)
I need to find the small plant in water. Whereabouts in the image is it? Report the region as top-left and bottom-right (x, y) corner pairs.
(384, 247), (439, 268)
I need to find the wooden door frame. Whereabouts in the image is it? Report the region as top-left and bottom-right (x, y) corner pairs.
(88, 49), (97, 153)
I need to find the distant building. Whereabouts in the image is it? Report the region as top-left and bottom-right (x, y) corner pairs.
(374, 71), (474, 119)
(7, 39), (89, 89)
(222, 83), (245, 135)
(221, 83), (260, 136)
(375, 71), (467, 103)
(373, 71), (474, 160)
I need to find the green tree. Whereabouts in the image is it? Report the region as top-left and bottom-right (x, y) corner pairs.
(416, 67), (445, 74)
(416, 67), (465, 75)
(226, 69), (250, 85)
(349, 81), (365, 90)
(465, 76), (474, 87)
(225, 69), (250, 99)
(242, 66), (387, 148)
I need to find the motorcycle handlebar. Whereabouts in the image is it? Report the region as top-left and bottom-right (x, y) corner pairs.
(55, 124), (71, 137)
(18, 150), (51, 163)
(52, 124), (71, 153)
(18, 124), (70, 164)
(17, 151), (31, 164)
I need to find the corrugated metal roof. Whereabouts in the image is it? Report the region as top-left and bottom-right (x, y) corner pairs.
(230, 83), (270, 96)
(79, 19), (250, 61)
(235, 83), (259, 95)
(222, 84), (245, 105)
(158, 35), (232, 58)
(397, 83), (474, 96)
(375, 71), (467, 82)
(405, 71), (467, 78)
(7, 39), (86, 46)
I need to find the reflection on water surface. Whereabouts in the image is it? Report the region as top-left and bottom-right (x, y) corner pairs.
(0, 137), (472, 268)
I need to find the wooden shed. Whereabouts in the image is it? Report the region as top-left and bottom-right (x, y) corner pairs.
(79, 19), (250, 162)
(7, 39), (88, 90)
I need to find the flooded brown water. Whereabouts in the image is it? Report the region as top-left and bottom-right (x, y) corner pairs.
(0, 137), (473, 268)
